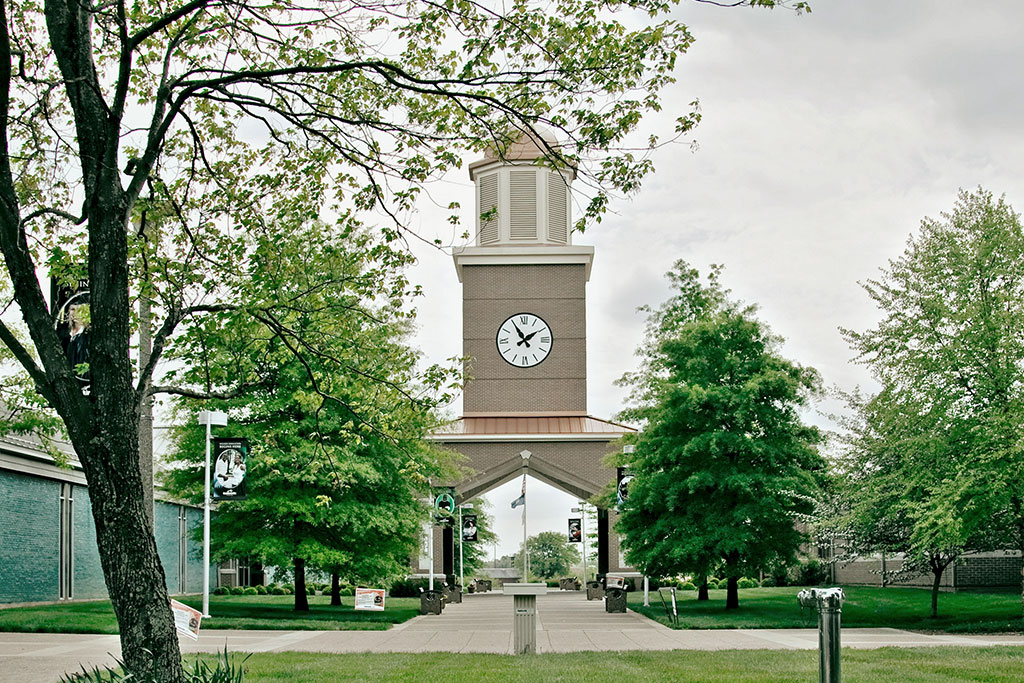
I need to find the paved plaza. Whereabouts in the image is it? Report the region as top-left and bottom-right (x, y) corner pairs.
(4, 590), (1024, 681)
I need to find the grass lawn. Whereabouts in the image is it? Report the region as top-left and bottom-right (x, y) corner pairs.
(0, 594), (419, 634)
(187, 647), (1024, 682)
(629, 586), (1024, 633)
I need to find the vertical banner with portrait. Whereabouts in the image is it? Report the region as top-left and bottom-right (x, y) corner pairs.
(616, 467), (633, 508)
(51, 276), (91, 391)
(568, 517), (582, 543)
(461, 514), (478, 543)
(212, 438), (249, 501)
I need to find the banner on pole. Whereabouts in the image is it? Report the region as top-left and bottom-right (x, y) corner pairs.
(568, 518), (582, 543)
(462, 514), (478, 542)
(212, 438), (248, 500)
(616, 467), (633, 508)
(354, 587), (386, 611)
(170, 599), (202, 640)
(434, 489), (455, 520)
(51, 275), (91, 391)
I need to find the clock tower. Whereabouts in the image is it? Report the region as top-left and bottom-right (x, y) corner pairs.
(427, 133), (635, 585)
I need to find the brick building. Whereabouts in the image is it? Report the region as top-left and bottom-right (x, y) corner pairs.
(420, 134), (636, 583)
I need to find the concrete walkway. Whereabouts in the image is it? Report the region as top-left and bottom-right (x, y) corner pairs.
(4, 590), (1024, 681)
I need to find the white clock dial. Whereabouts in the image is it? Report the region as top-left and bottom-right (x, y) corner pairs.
(496, 313), (553, 368)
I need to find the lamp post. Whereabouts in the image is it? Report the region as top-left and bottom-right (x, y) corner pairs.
(459, 503), (474, 591)
(572, 504), (587, 583)
(197, 410), (227, 618)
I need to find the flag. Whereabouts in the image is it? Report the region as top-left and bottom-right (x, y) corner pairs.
(511, 473), (526, 509)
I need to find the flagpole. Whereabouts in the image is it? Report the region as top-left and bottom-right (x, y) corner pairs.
(523, 474), (529, 580)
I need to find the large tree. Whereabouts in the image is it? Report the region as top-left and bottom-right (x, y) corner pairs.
(616, 261), (824, 609)
(0, 0), (806, 676)
(516, 530), (581, 580)
(842, 188), (1024, 607)
(160, 221), (454, 611)
(827, 388), (1003, 618)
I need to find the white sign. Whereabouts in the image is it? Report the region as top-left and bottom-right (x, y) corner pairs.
(354, 587), (386, 611)
(170, 599), (202, 640)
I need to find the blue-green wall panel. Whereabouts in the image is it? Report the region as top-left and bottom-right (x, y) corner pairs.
(72, 486), (108, 600)
(0, 470), (59, 603)
(154, 502), (182, 594)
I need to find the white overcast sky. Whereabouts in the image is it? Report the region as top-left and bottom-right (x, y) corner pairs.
(404, 1), (1024, 557)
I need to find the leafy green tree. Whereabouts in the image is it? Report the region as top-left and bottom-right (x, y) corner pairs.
(0, 0), (808, 674)
(161, 222), (455, 611)
(516, 531), (581, 580)
(841, 188), (1024, 608)
(616, 261), (824, 609)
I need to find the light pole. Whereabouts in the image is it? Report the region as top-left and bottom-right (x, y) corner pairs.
(459, 503), (474, 590)
(197, 410), (227, 618)
(572, 504), (587, 583)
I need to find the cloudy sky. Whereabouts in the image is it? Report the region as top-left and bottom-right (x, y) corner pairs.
(405, 1), (1024, 558)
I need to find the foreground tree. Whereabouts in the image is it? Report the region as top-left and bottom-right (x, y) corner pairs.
(617, 262), (824, 609)
(0, 0), (807, 675)
(842, 188), (1024, 608)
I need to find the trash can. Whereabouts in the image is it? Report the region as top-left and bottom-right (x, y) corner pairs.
(477, 579), (492, 593)
(586, 580), (604, 601)
(445, 583), (463, 604)
(419, 588), (444, 615)
(605, 586), (627, 613)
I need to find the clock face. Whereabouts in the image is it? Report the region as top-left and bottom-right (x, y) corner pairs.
(496, 313), (552, 368)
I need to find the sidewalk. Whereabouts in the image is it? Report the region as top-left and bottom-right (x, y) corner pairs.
(3, 590), (1023, 681)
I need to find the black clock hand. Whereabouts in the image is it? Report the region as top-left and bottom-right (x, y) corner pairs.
(511, 321), (526, 340)
(518, 329), (540, 347)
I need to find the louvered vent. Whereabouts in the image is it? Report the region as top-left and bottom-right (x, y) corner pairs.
(509, 170), (537, 240)
(547, 173), (568, 244)
(478, 173), (499, 244)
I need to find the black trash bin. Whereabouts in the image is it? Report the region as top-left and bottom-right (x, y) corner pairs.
(605, 586), (627, 613)
(419, 588), (444, 615)
(444, 583), (463, 604)
(586, 580), (604, 601)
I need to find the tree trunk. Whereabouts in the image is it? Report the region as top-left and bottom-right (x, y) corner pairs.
(930, 568), (943, 619)
(74, 433), (184, 681)
(725, 576), (739, 609)
(696, 574), (709, 601)
(294, 557), (309, 611)
(331, 570), (342, 607)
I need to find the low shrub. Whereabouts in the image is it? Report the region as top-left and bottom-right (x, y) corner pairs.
(547, 580), (560, 588)
(254, 585), (268, 595)
(283, 586), (293, 595)
(737, 578), (758, 589)
(679, 581), (696, 591)
(242, 586), (258, 595)
(213, 586), (230, 595)
(389, 577), (430, 598)
(760, 577), (777, 588)
(790, 560), (828, 587)
(269, 586), (287, 595)
(229, 586), (246, 595)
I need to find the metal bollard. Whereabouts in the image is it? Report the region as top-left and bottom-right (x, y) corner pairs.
(797, 587), (844, 683)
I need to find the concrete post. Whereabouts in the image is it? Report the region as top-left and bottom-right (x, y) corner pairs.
(504, 583), (546, 655)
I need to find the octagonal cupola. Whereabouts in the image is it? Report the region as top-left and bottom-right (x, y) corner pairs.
(467, 131), (576, 246)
